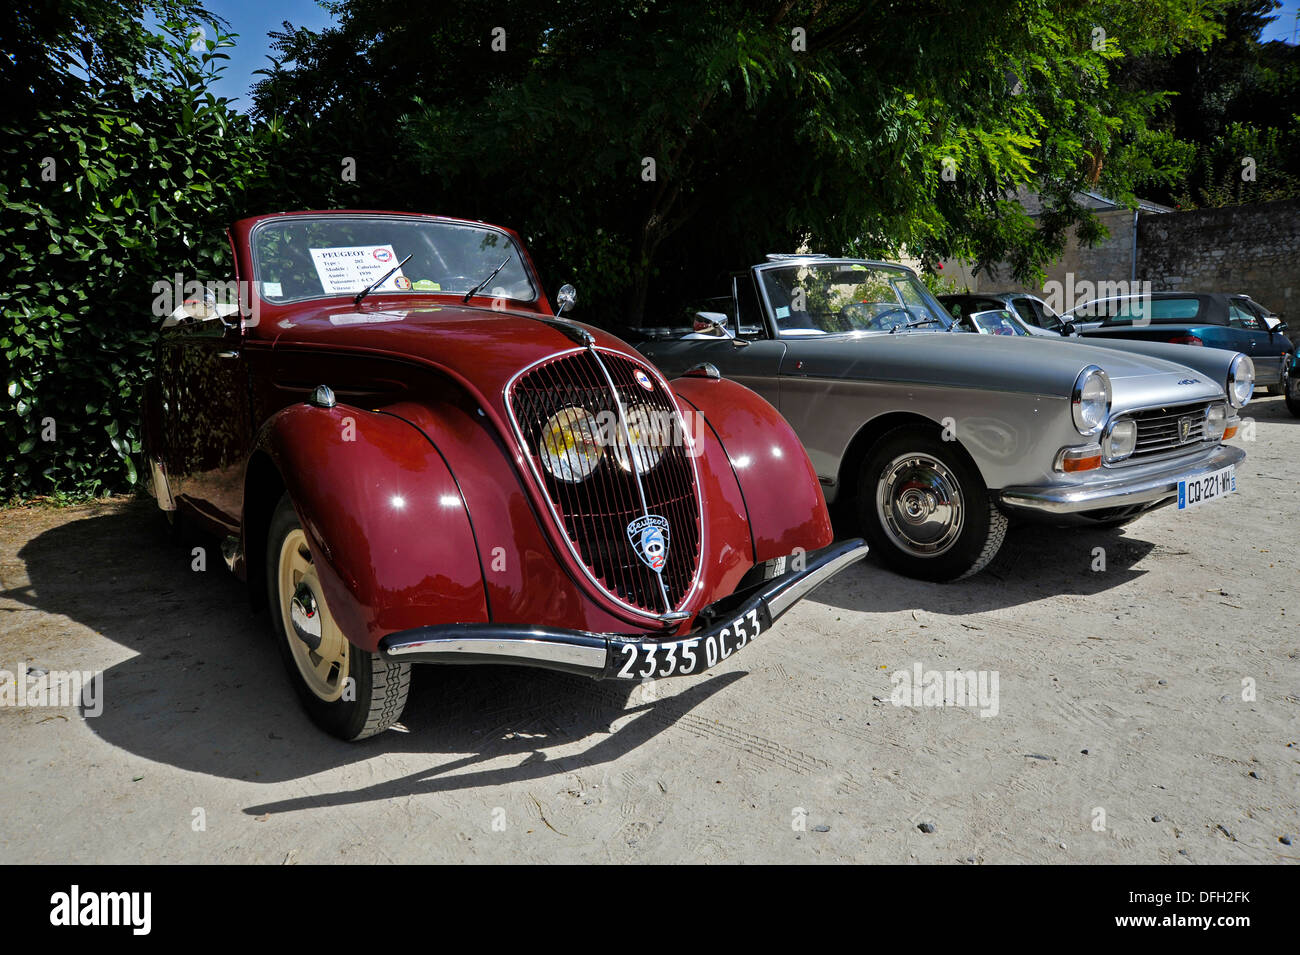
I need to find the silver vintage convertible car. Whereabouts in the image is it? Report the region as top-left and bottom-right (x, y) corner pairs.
(637, 257), (1253, 581)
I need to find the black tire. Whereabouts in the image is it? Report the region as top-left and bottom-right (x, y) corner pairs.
(856, 428), (1008, 582)
(1286, 373), (1300, 418)
(266, 494), (410, 740)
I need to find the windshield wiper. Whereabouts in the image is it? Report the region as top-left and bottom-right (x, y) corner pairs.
(354, 254), (413, 307)
(889, 318), (945, 333)
(463, 255), (512, 304)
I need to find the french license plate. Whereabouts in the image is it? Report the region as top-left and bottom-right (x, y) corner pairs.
(614, 604), (772, 680)
(1177, 465), (1236, 509)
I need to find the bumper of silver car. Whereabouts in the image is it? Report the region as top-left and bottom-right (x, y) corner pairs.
(998, 445), (1246, 517)
(378, 539), (868, 680)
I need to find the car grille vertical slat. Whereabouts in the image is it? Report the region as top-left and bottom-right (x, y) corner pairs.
(508, 348), (702, 615)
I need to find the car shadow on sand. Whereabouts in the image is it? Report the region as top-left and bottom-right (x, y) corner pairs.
(5, 500), (741, 807)
(818, 508), (1159, 616)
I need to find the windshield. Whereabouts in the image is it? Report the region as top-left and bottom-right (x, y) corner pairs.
(251, 215), (537, 305)
(756, 262), (953, 336)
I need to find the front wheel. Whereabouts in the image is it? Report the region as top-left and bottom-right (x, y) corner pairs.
(266, 494), (410, 740)
(856, 429), (1008, 582)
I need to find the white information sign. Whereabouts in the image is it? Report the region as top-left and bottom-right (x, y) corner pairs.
(309, 245), (408, 295)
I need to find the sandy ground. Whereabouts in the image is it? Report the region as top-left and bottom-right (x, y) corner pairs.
(1, 397), (1297, 865)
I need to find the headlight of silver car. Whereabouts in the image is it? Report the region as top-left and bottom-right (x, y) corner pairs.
(1101, 418), (1137, 463)
(1071, 365), (1111, 436)
(1203, 403), (1228, 441)
(538, 406), (603, 482)
(1226, 353), (1254, 408)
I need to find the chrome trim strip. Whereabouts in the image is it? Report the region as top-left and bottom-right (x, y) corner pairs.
(586, 344), (673, 613)
(149, 457), (176, 511)
(1000, 445), (1245, 515)
(765, 542), (870, 619)
(383, 630), (608, 672)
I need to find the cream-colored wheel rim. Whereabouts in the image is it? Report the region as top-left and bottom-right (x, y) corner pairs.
(278, 529), (350, 702)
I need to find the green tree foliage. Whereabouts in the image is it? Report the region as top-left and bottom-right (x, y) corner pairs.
(1, 2), (270, 499)
(1119, 0), (1300, 207)
(253, 0), (1224, 323)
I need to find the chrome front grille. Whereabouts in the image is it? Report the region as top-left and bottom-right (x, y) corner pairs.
(1128, 401), (1211, 461)
(508, 348), (701, 616)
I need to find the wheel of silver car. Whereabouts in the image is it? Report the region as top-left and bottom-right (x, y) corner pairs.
(266, 493), (410, 740)
(857, 428), (1008, 582)
(876, 452), (966, 557)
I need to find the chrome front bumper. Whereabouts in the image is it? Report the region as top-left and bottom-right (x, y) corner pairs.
(998, 445), (1246, 517)
(379, 539), (868, 679)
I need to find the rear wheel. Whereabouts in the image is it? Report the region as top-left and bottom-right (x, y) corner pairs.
(266, 494), (410, 740)
(856, 429), (1008, 582)
(1286, 370), (1300, 418)
(1267, 351), (1295, 396)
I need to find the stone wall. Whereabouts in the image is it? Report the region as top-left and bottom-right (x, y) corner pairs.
(955, 199), (1300, 317)
(1135, 199), (1299, 315)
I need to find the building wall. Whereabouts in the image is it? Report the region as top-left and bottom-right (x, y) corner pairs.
(1136, 199), (1299, 315)
(942, 198), (1299, 318)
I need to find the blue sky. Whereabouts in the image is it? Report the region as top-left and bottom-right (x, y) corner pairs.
(203, 0), (1300, 108)
(205, 0), (338, 109)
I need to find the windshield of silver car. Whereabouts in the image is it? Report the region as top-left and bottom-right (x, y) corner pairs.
(250, 215), (537, 305)
(757, 263), (953, 336)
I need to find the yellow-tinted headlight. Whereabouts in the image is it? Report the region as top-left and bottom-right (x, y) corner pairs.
(538, 407), (602, 483)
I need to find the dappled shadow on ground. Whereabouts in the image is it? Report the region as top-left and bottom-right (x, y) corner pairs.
(4, 500), (738, 810)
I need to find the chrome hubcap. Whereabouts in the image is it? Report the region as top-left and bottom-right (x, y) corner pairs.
(290, 582), (322, 651)
(877, 453), (965, 557)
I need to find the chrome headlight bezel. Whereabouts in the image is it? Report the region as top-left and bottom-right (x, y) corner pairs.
(1226, 353), (1254, 409)
(1101, 417), (1137, 463)
(538, 406), (603, 483)
(1071, 365), (1112, 436)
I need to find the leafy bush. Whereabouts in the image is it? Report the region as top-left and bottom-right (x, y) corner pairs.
(1, 8), (269, 499)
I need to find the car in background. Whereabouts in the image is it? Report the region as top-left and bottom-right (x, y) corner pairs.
(941, 304), (1038, 337)
(140, 212), (867, 740)
(636, 256), (1252, 582)
(1067, 292), (1293, 394)
(938, 292), (1069, 336)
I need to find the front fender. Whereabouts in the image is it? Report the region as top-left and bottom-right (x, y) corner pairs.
(255, 403), (489, 653)
(671, 376), (833, 561)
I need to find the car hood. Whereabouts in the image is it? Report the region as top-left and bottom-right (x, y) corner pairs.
(261, 299), (638, 409)
(786, 331), (1228, 410)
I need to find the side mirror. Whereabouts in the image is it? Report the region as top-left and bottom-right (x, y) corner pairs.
(555, 284), (577, 318)
(693, 311), (733, 334)
(1262, 314), (1285, 334)
(1059, 320), (1078, 337)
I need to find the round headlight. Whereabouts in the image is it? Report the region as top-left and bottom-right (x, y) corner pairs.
(1102, 418), (1137, 463)
(613, 404), (667, 475)
(1071, 365), (1111, 436)
(538, 406), (602, 483)
(1226, 353), (1254, 408)
(1203, 403), (1227, 441)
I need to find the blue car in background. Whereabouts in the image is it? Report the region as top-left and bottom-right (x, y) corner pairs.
(1067, 292), (1294, 394)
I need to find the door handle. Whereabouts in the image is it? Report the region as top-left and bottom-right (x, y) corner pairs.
(216, 350), (239, 360)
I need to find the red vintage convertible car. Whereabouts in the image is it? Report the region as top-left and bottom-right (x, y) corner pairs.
(142, 211), (867, 740)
